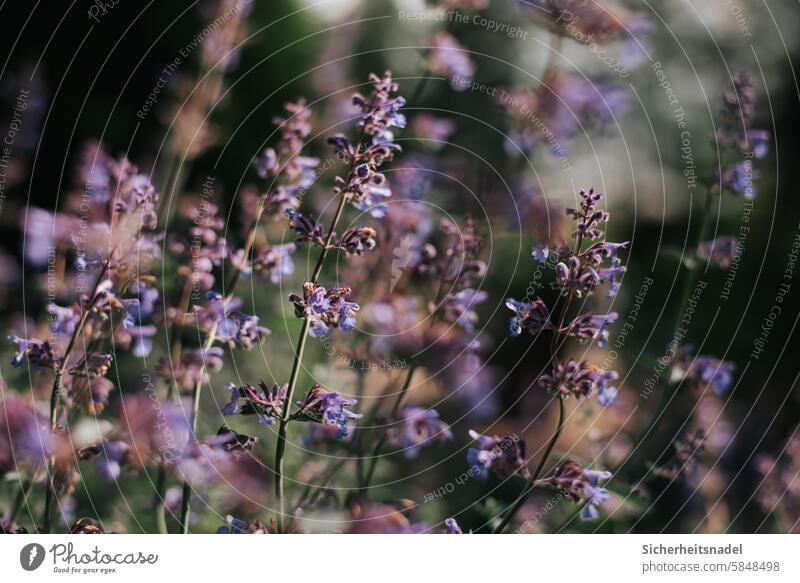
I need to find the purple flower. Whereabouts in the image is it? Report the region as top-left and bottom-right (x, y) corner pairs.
(581, 486), (611, 520)
(195, 292), (270, 349)
(506, 297), (551, 337)
(441, 288), (488, 332)
(411, 114), (456, 149)
(217, 514), (267, 534)
(539, 359), (610, 400)
(697, 236), (740, 269)
(249, 243), (296, 283)
(352, 71), (407, 139)
(500, 75), (628, 157)
(391, 407), (453, 459)
(674, 347), (736, 395)
(445, 517), (463, 534)
(547, 459), (612, 520)
(223, 382), (287, 425)
(0, 397), (53, 476)
(292, 384), (362, 438)
(721, 160), (757, 199)
(467, 429), (526, 480)
(742, 129), (770, 159)
(157, 347), (225, 392)
(8, 336), (57, 369)
(599, 256), (626, 298)
(568, 312), (619, 347)
(531, 244), (550, 263)
(694, 357), (736, 395)
(289, 282), (360, 337)
(47, 303), (81, 335)
(426, 33), (475, 90)
(91, 441), (130, 481)
(596, 371), (620, 407)
(337, 227), (378, 256)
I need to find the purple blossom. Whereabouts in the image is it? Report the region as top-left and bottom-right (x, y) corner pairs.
(506, 297), (551, 337)
(0, 397), (53, 476)
(116, 324), (157, 358)
(411, 114), (456, 148)
(223, 382), (287, 425)
(292, 384), (362, 438)
(289, 282), (360, 337)
(547, 459), (612, 520)
(391, 407), (453, 459)
(47, 303), (81, 335)
(531, 244), (550, 263)
(539, 359), (610, 400)
(697, 236), (740, 269)
(426, 33), (475, 90)
(568, 312), (619, 346)
(249, 243), (296, 283)
(445, 517), (463, 534)
(217, 514), (267, 534)
(694, 357), (736, 395)
(88, 441), (130, 481)
(441, 288), (488, 332)
(467, 430), (526, 480)
(8, 336), (57, 369)
(596, 371), (620, 407)
(158, 347), (225, 392)
(352, 71), (407, 140)
(674, 347), (736, 395)
(195, 292), (270, 348)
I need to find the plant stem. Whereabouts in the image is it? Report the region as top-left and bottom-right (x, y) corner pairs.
(272, 90), (376, 530)
(154, 280), (193, 534)
(177, 197), (270, 532)
(360, 365), (417, 490)
(179, 323), (218, 534)
(41, 263), (108, 533)
(492, 397), (565, 534)
(274, 189), (352, 533)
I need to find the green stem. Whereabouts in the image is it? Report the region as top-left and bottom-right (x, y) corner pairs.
(272, 88), (377, 529)
(154, 466), (168, 535)
(492, 397), (565, 534)
(9, 475), (36, 524)
(360, 365), (417, 491)
(41, 263), (108, 533)
(179, 323), (218, 534)
(274, 318), (310, 533)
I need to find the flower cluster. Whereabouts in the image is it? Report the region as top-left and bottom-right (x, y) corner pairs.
(287, 209), (377, 256)
(290, 384), (362, 438)
(716, 71), (769, 199)
(254, 99), (320, 207)
(389, 407), (453, 459)
(672, 346), (735, 395)
(327, 72), (405, 218)
(193, 292), (270, 349)
(697, 236), (740, 269)
(546, 459), (612, 520)
(158, 347), (224, 393)
(538, 359), (618, 404)
(506, 188), (625, 406)
(222, 382), (288, 425)
(426, 33), (475, 90)
(467, 430), (527, 481)
(289, 282), (360, 337)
